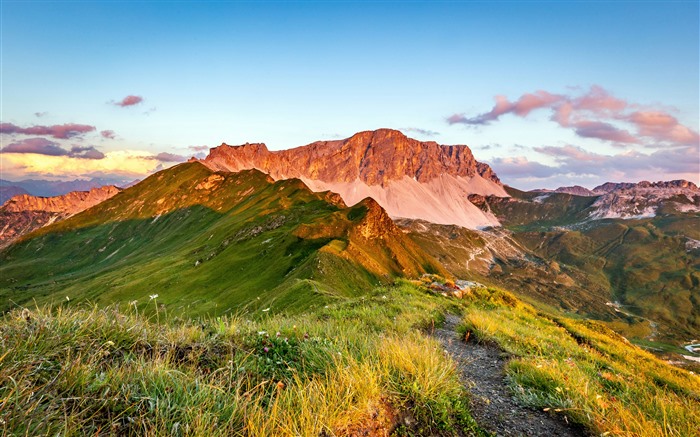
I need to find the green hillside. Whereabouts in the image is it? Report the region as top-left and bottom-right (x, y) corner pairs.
(404, 190), (700, 345)
(2, 282), (697, 436)
(0, 162), (443, 317)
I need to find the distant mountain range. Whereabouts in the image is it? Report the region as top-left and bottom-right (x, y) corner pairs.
(0, 128), (697, 347)
(0, 177), (135, 199)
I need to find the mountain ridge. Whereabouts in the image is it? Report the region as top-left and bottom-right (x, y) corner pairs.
(201, 128), (507, 228)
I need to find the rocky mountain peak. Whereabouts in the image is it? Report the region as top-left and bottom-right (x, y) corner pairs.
(199, 129), (507, 228)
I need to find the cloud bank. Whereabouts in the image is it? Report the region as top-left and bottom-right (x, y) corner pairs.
(0, 122), (96, 139)
(1, 138), (104, 159)
(448, 85), (699, 147)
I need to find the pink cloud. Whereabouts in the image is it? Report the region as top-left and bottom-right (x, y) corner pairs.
(571, 85), (627, 113)
(101, 130), (116, 139)
(114, 95), (143, 107)
(144, 152), (187, 162)
(572, 120), (639, 144)
(0, 137), (104, 159)
(1, 138), (67, 156)
(448, 85), (698, 147)
(512, 91), (564, 116)
(627, 111), (699, 145)
(0, 122), (95, 139)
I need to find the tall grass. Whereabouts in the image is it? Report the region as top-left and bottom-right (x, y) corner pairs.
(0, 284), (484, 436)
(458, 287), (700, 437)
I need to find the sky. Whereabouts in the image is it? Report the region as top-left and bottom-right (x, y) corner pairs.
(1, 0), (698, 190)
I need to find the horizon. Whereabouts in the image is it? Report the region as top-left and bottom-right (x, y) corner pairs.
(1, 1), (698, 190)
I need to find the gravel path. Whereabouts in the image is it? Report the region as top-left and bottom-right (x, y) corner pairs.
(434, 314), (588, 437)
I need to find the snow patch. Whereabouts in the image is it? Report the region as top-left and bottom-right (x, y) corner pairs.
(686, 238), (700, 252)
(532, 194), (551, 204)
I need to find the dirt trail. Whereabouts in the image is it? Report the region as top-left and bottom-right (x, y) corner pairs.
(434, 314), (588, 437)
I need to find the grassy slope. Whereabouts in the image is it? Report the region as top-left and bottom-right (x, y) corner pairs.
(2, 282), (697, 436)
(458, 287), (700, 437)
(0, 162), (443, 317)
(0, 283), (483, 436)
(467, 189), (700, 343)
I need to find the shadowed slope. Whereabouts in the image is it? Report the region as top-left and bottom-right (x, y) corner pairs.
(0, 162), (444, 316)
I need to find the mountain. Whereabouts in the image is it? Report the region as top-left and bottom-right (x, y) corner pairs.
(593, 180), (697, 194)
(0, 185), (29, 205)
(404, 182), (700, 342)
(532, 185), (596, 196)
(0, 162), (445, 315)
(0, 177), (132, 197)
(589, 180), (700, 219)
(0, 186), (121, 249)
(201, 128), (507, 228)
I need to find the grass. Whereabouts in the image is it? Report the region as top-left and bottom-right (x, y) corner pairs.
(0, 282), (484, 436)
(2, 280), (698, 436)
(0, 162), (443, 318)
(457, 287), (700, 437)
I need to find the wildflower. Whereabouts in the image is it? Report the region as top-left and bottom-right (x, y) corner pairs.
(65, 296), (70, 301)
(129, 300), (138, 306)
(276, 331), (281, 337)
(258, 331), (267, 336)
(149, 294), (159, 300)
(261, 308), (270, 312)
(104, 340), (115, 347)
(263, 347), (269, 353)
(303, 333), (309, 339)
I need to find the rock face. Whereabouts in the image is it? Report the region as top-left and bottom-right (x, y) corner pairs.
(589, 180), (700, 219)
(3, 186), (121, 215)
(0, 186), (121, 248)
(202, 129), (507, 228)
(593, 180), (698, 194)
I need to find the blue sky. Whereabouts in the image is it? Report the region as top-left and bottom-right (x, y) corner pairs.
(1, 1), (698, 189)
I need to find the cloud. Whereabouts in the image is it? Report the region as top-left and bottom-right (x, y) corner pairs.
(626, 111), (699, 145)
(0, 122), (96, 139)
(448, 91), (565, 125)
(0, 137), (106, 160)
(144, 152), (187, 162)
(34, 111), (48, 118)
(100, 130), (116, 139)
(401, 127), (440, 137)
(1, 138), (67, 156)
(447, 85), (699, 147)
(0, 149), (166, 181)
(571, 120), (639, 144)
(113, 95), (144, 107)
(489, 144), (699, 190)
(188, 145), (210, 152)
(533, 145), (607, 163)
(488, 156), (559, 178)
(69, 145), (105, 160)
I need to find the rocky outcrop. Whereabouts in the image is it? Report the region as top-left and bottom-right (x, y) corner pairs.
(205, 129), (501, 186)
(593, 180), (698, 194)
(202, 129), (507, 228)
(0, 186), (121, 248)
(3, 185), (121, 215)
(589, 180), (700, 219)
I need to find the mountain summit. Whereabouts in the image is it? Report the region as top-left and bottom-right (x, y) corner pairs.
(202, 129), (507, 228)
